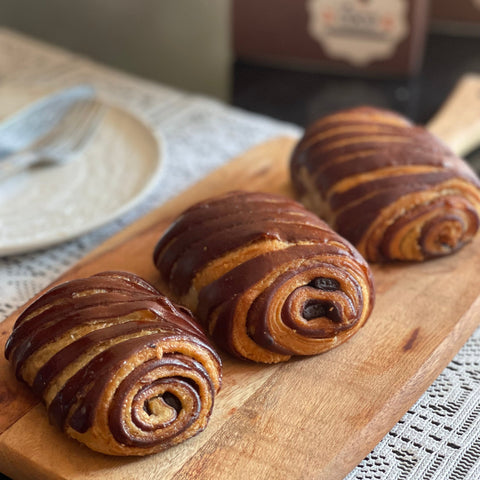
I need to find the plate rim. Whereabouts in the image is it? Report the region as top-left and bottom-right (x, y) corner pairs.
(0, 101), (164, 256)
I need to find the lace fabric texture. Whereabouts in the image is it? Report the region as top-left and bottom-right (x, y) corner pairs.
(0, 28), (479, 479)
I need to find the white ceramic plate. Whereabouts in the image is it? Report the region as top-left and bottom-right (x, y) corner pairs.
(0, 91), (162, 256)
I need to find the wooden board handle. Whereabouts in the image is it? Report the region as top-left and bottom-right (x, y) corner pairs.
(428, 74), (480, 158)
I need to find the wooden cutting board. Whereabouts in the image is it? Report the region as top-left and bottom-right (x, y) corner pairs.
(2, 75), (480, 480)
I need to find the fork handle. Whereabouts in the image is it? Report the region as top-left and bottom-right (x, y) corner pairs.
(0, 150), (39, 182)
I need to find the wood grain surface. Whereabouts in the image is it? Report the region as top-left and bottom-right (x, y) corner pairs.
(1, 135), (480, 480)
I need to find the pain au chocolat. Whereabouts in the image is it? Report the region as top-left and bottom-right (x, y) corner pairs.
(153, 191), (375, 364)
(290, 106), (480, 262)
(4, 271), (222, 456)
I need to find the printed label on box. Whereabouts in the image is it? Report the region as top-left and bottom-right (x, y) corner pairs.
(306, 0), (408, 66)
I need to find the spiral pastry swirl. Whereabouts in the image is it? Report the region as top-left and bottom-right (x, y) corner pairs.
(290, 106), (480, 262)
(4, 271), (222, 456)
(153, 191), (374, 364)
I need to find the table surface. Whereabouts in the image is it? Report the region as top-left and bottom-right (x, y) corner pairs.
(1, 28), (480, 479)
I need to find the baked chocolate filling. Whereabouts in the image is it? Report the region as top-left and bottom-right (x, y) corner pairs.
(308, 277), (340, 291)
(160, 391), (182, 413)
(302, 300), (341, 322)
(303, 302), (327, 320)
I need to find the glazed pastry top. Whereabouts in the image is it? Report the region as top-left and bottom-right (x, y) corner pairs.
(290, 106), (480, 261)
(154, 191), (375, 363)
(154, 190), (368, 297)
(5, 271), (222, 456)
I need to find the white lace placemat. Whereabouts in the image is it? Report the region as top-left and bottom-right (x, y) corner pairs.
(0, 28), (479, 480)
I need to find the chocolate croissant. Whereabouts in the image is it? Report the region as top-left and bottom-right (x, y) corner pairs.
(4, 271), (222, 456)
(290, 106), (480, 262)
(153, 191), (375, 364)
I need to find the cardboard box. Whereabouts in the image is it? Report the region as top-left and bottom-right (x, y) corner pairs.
(431, 0), (480, 35)
(233, 0), (430, 76)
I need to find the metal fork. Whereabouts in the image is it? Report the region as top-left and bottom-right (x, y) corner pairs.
(0, 98), (105, 182)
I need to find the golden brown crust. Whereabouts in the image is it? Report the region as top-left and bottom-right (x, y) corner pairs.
(4, 271), (222, 456)
(153, 191), (375, 363)
(290, 106), (480, 262)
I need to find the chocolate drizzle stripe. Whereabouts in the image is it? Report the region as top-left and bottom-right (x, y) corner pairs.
(196, 244), (352, 325)
(337, 181), (480, 248)
(301, 141), (451, 181)
(380, 196), (480, 260)
(12, 276), (158, 327)
(168, 222), (342, 298)
(130, 378), (200, 436)
(309, 153), (459, 190)
(9, 300), (172, 377)
(158, 213), (323, 282)
(6, 293), (156, 357)
(304, 127), (410, 148)
(155, 193), (345, 298)
(297, 109), (411, 150)
(153, 191), (302, 261)
(49, 331), (213, 433)
(292, 122), (460, 184)
(108, 354), (214, 447)
(50, 334), (164, 432)
(301, 136), (411, 167)
(322, 165), (443, 200)
(329, 170), (456, 213)
(32, 321), (173, 397)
